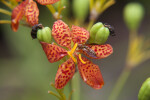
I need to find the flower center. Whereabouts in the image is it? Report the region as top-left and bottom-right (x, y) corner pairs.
(67, 43), (86, 64)
(67, 43), (78, 63)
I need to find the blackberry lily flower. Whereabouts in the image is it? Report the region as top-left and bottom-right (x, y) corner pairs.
(40, 20), (113, 89)
(11, 0), (59, 31)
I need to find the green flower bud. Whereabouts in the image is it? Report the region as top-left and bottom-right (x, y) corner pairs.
(95, 27), (110, 45)
(89, 22), (110, 44)
(89, 22), (104, 43)
(124, 2), (144, 30)
(138, 78), (150, 100)
(37, 27), (52, 43)
(73, 0), (89, 22)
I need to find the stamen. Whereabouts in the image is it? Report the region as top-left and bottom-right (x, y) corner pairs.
(0, 20), (11, 24)
(0, 8), (11, 16)
(79, 54), (86, 64)
(67, 43), (78, 63)
(58, 6), (66, 18)
(68, 51), (76, 63)
(46, 5), (56, 15)
(70, 43), (78, 54)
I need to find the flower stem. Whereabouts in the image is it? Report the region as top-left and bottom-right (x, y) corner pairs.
(0, 8), (11, 16)
(48, 91), (62, 100)
(108, 67), (131, 100)
(1, 0), (14, 9)
(46, 5), (56, 15)
(108, 29), (137, 100)
(89, 0), (94, 11)
(98, 0), (115, 14)
(71, 72), (80, 100)
(0, 20), (11, 24)
(87, 19), (95, 31)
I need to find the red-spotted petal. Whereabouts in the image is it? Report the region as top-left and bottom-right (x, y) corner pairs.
(71, 25), (89, 44)
(55, 58), (75, 89)
(81, 44), (113, 59)
(40, 42), (68, 63)
(11, 1), (26, 31)
(25, 0), (39, 26)
(36, 0), (59, 5)
(52, 20), (71, 49)
(77, 56), (104, 89)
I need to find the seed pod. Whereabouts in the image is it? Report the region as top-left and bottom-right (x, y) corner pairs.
(37, 27), (52, 43)
(124, 3), (144, 30)
(89, 22), (110, 45)
(138, 78), (150, 100)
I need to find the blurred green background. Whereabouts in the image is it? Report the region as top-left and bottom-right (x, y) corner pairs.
(0, 0), (150, 100)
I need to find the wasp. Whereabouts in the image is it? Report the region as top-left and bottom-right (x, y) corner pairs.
(77, 44), (97, 58)
(31, 24), (43, 39)
(104, 23), (115, 36)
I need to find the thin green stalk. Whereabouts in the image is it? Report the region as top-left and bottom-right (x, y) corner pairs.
(68, 90), (74, 100)
(108, 29), (137, 100)
(87, 19), (95, 31)
(0, 20), (11, 24)
(1, 0), (14, 9)
(99, 0), (115, 14)
(46, 5), (56, 14)
(89, 0), (94, 11)
(0, 8), (11, 16)
(50, 83), (66, 100)
(108, 67), (131, 100)
(71, 72), (80, 100)
(48, 91), (62, 100)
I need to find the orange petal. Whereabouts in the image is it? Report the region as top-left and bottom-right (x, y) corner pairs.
(77, 44), (97, 59)
(71, 25), (89, 44)
(36, 0), (59, 5)
(11, 1), (26, 31)
(55, 58), (75, 89)
(52, 20), (71, 49)
(77, 56), (104, 89)
(81, 44), (113, 59)
(25, 0), (39, 26)
(40, 42), (68, 63)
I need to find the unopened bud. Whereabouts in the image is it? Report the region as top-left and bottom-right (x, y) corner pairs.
(124, 3), (144, 30)
(89, 22), (110, 44)
(138, 78), (150, 100)
(95, 27), (109, 44)
(73, 0), (89, 22)
(37, 27), (52, 43)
